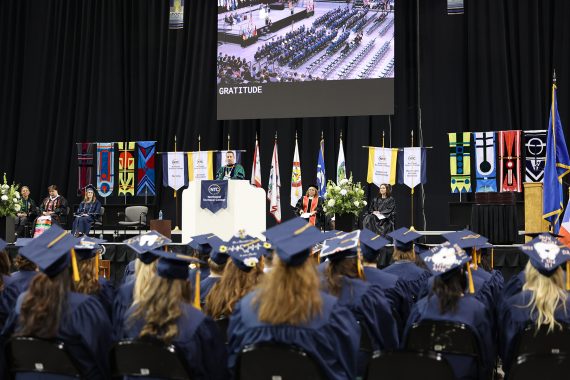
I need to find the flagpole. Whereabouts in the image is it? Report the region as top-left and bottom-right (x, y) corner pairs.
(382, 131), (385, 148)
(173, 135), (180, 231)
(410, 130), (415, 229)
(123, 141), (127, 206)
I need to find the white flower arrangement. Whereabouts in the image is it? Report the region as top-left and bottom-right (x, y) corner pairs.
(0, 174), (21, 218)
(323, 176), (367, 217)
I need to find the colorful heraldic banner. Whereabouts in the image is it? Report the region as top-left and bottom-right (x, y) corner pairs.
(117, 142), (136, 196)
(96, 143), (115, 198)
(448, 133), (471, 193)
(216, 150), (242, 170)
(499, 130), (522, 192)
(200, 180), (228, 213)
(290, 139), (302, 207)
(188, 151), (214, 181)
(524, 130), (547, 182)
(169, 0), (184, 30)
(77, 143), (94, 196)
(398, 147), (427, 189)
(162, 152), (188, 191)
(136, 141), (156, 196)
(367, 147), (398, 187)
(473, 132), (497, 192)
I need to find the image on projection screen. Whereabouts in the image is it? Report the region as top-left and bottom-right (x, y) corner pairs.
(217, 0), (395, 120)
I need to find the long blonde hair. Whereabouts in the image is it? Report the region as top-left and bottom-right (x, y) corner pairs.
(253, 256), (322, 325)
(522, 262), (568, 333)
(133, 260), (157, 306)
(205, 260), (263, 319)
(392, 248), (415, 262)
(129, 275), (192, 343)
(72, 258), (100, 295)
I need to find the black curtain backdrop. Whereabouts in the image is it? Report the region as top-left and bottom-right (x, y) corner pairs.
(1, 0), (570, 231)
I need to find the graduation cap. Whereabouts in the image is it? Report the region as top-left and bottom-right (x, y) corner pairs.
(321, 230), (361, 262)
(222, 238), (272, 272)
(265, 218), (331, 267)
(125, 231), (171, 264)
(524, 232), (563, 239)
(387, 227), (422, 251)
(74, 236), (106, 261)
(84, 184), (96, 193)
(188, 233), (224, 255)
(443, 230), (489, 250)
(423, 243), (475, 293)
(209, 241), (230, 265)
(19, 225), (79, 279)
(0, 238), (7, 252)
(150, 249), (203, 280)
(414, 243), (432, 257)
(359, 228), (389, 262)
(519, 233), (570, 286)
(15, 238), (33, 247)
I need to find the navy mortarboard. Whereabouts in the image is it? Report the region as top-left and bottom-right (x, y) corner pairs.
(188, 233), (224, 255)
(387, 227), (422, 251)
(19, 225), (79, 279)
(124, 230), (171, 264)
(74, 235), (106, 261)
(265, 218), (330, 266)
(210, 243), (231, 265)
(520, 233), (570, 288)
(414, 243), (432, 257)
(263, 217), (307, 244)
(14, 238), (32, 247)
(321, 230), (361, 262)
(359, 228), (389, 262)
(84, 184), (96, 193)
(423, 243), (475, 293)
(150, 249), (202, 280)
(443, 229), (489, 250)
(222, 237), (272, 272)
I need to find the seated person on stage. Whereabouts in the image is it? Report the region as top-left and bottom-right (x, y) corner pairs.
(363, 183), (396, 236)
(35, 185), (68, 235)
(405, 244), (494, 380)
(71, 184), (102, 237)
(15, 186), (37, 238)
(294, 185), (324, 228)
(215, 150), (245, 180)
(498, 233), (570, 376)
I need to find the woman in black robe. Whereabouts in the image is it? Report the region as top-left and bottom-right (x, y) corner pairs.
(363, 184), (396, 236)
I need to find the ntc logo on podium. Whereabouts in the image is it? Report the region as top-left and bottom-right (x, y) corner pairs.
(208, 184), (222, 195)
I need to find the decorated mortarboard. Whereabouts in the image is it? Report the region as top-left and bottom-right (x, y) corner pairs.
(84, 184), (96, 192)
(15, 238), (33, 247)
(0, 238), (7, 252)
(264, 218), (331, 266)
(124, 230), (171, 264)
(443, 230), (489, 250)
(150, 249), (203, 280)
(19, 225), (78, 278)
(414, 243), (433, 257)
(524, 231), (563, 238)
(321, 230), (361, 261)
(387, 227), (422, 251)
(422, 243), (470, 277)
(359, 228), (389, 262)
(74, 236), (106, 261)
(221, 237), (272, 272)
(188, 233), (224, 255)
(519, 233), (570, 276)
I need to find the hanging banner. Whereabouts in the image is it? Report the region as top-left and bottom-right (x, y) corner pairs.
(337, 138), (347, 182)
(77, 143), (94, 196)
(162, 152), (188, 191)
(118, 142), (136, 196)
(188, 151), (214, 181)
(290, 139), (302, 207)
(473, 132), (497, 192)
(448, 132), (471, 193)
(367, 147), (398, 187)
(200, 180), (228, 213)
(136, 141), (156, 196)
(499, 130), (522, 192)
(96, 143), (115, 197)
(169, 0), (184, 30)
(398, 147), (427, 189)
(523, 130), (547, 183)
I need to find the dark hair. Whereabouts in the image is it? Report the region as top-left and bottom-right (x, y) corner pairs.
(17, 270), (70, 338)
(14, 255), (37, 271)
(47, 185), (58, 192)
(379, 184), (392, 197)
(0, 251), (11, 292)
(430, 267), (467, 314)
(226, 151), (235, 156)
(479, 251), (492, 272)
(324, 257), (363, 297)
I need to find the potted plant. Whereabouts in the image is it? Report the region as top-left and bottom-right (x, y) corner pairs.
(0, 174), (21, 242)
(323, 177), (367, 232)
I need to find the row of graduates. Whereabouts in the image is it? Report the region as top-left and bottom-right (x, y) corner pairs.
(0, 221), (569, 379)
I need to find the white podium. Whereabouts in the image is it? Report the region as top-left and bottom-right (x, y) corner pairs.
(181, 180), (267, 242)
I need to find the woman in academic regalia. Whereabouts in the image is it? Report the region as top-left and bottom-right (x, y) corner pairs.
(320, 232), (399, 376)
(383, 227), (432, 303)
(71, 185), (102, 237)
(121, 250), (228, 379)
(498, 233), (570, 376)
(363, 183), (396, 236)
(72, 238), (115, 318)
(294, 185), (324, 228)
(405, 244), (494, 380)
(0, 253), (37, 328)
(228, 218), (360, 380)
(0, 225), (112, 379)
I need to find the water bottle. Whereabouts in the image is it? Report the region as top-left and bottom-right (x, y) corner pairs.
(159, 210), (163, 220)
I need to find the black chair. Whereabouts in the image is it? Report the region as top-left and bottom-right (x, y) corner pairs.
(236, 343), (326, 380)
(7, 336), (81, 377)
(215, 317), (229, 345)
(365, 350), (455, 380)
(117, 206), (148, 237)
(89, 206), (104, 237)
(509, 353), (570, 380)
(112, 339), (191, 380)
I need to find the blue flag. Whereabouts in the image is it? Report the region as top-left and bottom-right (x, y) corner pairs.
(317, 139), (326, 197)
(543, 82), (570, 232)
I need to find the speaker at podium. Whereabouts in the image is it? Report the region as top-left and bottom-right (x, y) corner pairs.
(181, 180), (266, 242)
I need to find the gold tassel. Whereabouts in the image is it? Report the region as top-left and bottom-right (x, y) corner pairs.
(193, 269), (201, 310)
(566, 261), (570, 291)
(94, 253), (99, 279)
(472, 248), (478, 270)
(466, 262), (474, 294)
(491, 248), (494, 269)
(70, 249), (80, 282)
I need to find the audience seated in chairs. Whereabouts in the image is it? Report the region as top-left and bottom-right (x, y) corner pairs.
(71, 184), (102, 237)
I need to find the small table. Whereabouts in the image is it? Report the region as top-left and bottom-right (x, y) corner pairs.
(149, 219), (172, 239)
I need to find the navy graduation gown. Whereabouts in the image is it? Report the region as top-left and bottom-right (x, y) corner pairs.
(122, 303), (228, 380)
(501, 271), (525, 302)
(382, 260), (431, 303)
(405, 295), (494, 380)
(1, 291), (112, 379)
(112, 279), (134, 341)
(498, 290), (570, 374)
(0, 270), (37, 328)
(122, 260), (136, 284)
(95, 277), (115, 319)
(228, 291), (360, 380)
